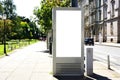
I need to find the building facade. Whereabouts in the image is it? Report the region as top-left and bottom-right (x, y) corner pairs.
(83, 0), (100, 42)
(82, 0), (90, 38)
(100, 0), (120, 43)
(83, 0), (120, 43)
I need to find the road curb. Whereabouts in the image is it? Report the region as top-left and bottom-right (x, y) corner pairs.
(95, 43), (120, 48)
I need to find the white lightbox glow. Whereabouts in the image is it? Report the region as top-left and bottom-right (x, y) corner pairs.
(56, 10), (82, 57)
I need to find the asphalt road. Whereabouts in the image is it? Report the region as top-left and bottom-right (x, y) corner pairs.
(85, 45), (120, 73)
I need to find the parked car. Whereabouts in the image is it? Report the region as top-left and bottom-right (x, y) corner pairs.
(84, 38), (94, 45)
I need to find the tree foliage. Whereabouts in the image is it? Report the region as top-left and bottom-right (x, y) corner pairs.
(10, 16), (39, 40)
(0, 0), (41, 42)
(3, 0), (16, 19)
(34, 0), (70, 35)
(0, 19), (12, 41)
(0, 1), (3, 14)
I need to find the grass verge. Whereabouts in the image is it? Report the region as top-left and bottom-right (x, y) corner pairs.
(0, 39), (39, 57)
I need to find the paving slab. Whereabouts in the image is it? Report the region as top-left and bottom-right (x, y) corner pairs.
(0, 41), (120, 80)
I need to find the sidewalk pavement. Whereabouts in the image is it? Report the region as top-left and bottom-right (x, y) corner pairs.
(0, 41), (120, 80)
(95, 42), (120, 48)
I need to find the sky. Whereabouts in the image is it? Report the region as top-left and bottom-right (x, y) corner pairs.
(13, 0), (41, 18)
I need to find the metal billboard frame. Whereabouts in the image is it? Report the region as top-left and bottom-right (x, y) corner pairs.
(52, 7), (84, 76)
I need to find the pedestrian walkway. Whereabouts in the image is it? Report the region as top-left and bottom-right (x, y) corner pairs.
(0, 41), (120, 80)
(0, 42), (53, 80)
(92, 60), (120, 80)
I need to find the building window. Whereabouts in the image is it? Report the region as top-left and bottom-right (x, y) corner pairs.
(99, 0), (101, 7)
(103, 0), (108, 19)
(104, 0), (107, 1)
(104, 5), (108, 19)
(104, 0), (108, 5)
(99, 10), (101, 21)
(111, 0), (115, 17)
(103, 0), (108, 20)
(110, 22), (113, 35)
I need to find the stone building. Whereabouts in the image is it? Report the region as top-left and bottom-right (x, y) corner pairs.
(99, 0), (120, 43)
(83, 0), (120, 43)
(106, 0), (120, 43)
(82, 0), (90, 38)
(82, 0), (100, 41)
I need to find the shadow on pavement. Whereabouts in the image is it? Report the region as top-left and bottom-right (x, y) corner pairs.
(88, 73), (111, 80)
(41, 50), (49, 53)
(54, 73), (110, 80)
(36, 50), (50, 53)
(93, 59), (99, 61)
(54, 76), (87, 80)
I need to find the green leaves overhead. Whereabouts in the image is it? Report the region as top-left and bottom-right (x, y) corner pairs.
(34, 0), (70, 35)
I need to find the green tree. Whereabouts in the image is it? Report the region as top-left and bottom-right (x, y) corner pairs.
(10, 16), (39, 40)
(20, 21), (30, 39)
(34, 0), (70, 35)
(28, 21), (37, 39)
(10, 16), (21, 39)
(0, 0), (16, 42)
(0, 1), (3, 14)
(3, 0), (16, 19)
(0, 19), (12, 42)
(0, 20), (4, 42)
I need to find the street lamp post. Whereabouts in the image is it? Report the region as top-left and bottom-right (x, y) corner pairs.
(28, 28), (30, 45)
(3, 14), (8, 56)
(71, 0), (78, 7)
